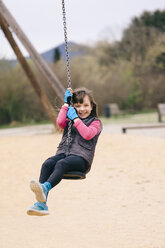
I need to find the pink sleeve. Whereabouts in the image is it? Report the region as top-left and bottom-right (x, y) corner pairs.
(56, 105), (69, 129)
(73, 120), (102, 140)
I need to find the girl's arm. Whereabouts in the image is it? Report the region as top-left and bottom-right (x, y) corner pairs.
(73, 119), (102, 140)
(56, 104), (69, 129)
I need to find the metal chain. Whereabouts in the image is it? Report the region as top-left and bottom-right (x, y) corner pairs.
(62, 0), (71, 88)
(61, 0), (72, 151)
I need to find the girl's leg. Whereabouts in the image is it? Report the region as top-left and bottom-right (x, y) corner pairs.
(29, 154), (66, 203)
(29, 155), (86, 207)
(39, 153), (65, 184)
(46, 155), (87, 188)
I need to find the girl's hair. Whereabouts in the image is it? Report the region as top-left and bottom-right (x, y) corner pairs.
(72, 87), (98, 118)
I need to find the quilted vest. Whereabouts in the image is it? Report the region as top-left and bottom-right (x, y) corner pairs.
(56, 115), (102, 172)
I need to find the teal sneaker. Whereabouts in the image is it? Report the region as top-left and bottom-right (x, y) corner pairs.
(30, 180), (48, 202)
(27, 202), (49, 216)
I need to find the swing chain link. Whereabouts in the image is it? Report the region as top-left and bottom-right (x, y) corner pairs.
(67, 119), (72, 148)
(62, 0), (72, 153)
(62, 0), (71, 88)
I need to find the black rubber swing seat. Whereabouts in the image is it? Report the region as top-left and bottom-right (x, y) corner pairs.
(63, 171), (86, 180)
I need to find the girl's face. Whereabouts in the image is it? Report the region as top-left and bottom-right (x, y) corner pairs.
(73, 95), (92, 119)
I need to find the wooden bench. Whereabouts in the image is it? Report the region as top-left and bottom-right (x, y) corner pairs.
(158, 103), (165, 122)
(122, 123), (165, 133)
(122, 104), (165, 133)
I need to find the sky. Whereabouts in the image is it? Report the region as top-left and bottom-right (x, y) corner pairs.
(0, 0), (165, 59)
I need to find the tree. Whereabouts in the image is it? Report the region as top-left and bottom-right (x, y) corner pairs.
(133, 10), (165, 32)
(119, 10), (165, 62)
(54, 47), (61, 63)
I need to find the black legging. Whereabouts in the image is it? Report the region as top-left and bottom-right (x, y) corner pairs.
(39, 154), (87, 188)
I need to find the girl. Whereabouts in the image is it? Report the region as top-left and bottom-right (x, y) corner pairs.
(27, 87), (102, 216)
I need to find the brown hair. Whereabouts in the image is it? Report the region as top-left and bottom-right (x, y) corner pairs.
(72, 87), (98, 118)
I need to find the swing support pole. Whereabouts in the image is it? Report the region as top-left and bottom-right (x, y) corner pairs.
(0, 13), (58, 128)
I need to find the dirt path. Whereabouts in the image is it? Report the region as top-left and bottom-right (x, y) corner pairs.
(1, 122), (165, 138)
(0, 124), (54, 136)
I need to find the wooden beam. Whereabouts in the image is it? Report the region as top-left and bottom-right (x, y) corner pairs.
(0, 0), (65, 102)
(122, 124), (165, 133)
(0, 13), (58, 128)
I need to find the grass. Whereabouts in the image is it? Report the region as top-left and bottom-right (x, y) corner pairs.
(0, 111), (164, 130)
(100, 111), (162, 125)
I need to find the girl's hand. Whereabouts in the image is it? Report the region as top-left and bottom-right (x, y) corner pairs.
(64, 88), (72, 105)
(67, 106), (78, 120)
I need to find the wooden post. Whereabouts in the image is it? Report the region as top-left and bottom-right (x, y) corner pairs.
(0, 13), (58, 128)
(0, 0), (65, 102)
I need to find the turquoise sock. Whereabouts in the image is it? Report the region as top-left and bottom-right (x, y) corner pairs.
(44, 182), (52, 191)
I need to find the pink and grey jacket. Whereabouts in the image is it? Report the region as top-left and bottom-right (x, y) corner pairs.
(56, 105), (102, 172)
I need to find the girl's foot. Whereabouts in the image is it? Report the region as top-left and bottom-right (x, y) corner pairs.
(30, 180), (48, 202)
(27, 202), (49, 216)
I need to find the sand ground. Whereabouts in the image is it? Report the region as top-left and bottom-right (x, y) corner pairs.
(0, 125), (165, 248)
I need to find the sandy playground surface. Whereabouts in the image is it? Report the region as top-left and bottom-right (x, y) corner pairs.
(0, 125), (165, 248)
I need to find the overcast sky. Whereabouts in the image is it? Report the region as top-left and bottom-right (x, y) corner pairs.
(1, 0), (165, 59)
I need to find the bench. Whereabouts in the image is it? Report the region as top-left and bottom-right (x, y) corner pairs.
(122, 123), (165, 133)
(104, 103), (122, 118)
(158, 103), (165, 122)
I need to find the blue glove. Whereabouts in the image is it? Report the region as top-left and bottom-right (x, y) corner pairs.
(64, 88), (72, 104)
(67, 106), (78, 120)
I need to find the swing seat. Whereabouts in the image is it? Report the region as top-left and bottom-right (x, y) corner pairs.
(63, 171), (86, 180)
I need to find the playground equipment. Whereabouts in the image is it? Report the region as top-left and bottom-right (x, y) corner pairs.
(61, 0), (86, 180)
(0, 0), (65, 128)
(0, 0), (85, 180)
